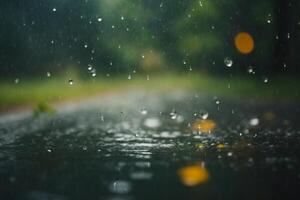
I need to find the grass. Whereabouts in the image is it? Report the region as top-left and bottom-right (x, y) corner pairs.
(0, 73), (299, 112)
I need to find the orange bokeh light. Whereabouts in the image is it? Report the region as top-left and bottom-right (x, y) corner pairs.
(192, 119), (216, 133)
(178, 164), (210, 186)
(234, 32), (254, 54)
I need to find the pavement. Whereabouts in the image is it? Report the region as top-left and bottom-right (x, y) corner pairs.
(0, 90), (300, 200)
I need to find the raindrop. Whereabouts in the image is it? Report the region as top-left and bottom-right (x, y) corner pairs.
(97, 17), (102, 22)
(14, 78), (19, 84)
(84, 44), (88, 48)
(201, 112), (209, 120)
(109, 180), (131, 194)
(52, 8), (57, 12)
(224, 57), (233, 67)
(68, 79), (74, 85)
(199, 1), (203, 7)
(100, 115), (105, 121)
(215, 100), (220, 105)
(121, 16), (125, 20)
(249, 118), (259, 126)
(46, 72), (51, 77)
(227, 152), (233, 157)
(247, 66), (255, 74)
(47, 149), (52, 153)
(170, 110), (178, 120)
(267, 19), (271, 24)
(263, 77), (268, 83)
(128, 74), (132, 80)
(140, 108), (148, 115)
(146, 75), (150, 81)
(143, 118), (161, 128)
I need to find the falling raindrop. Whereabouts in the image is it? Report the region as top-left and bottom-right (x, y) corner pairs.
(14, 78), (19, 84)
(224, 57), (233, 67)
(146, 75), (150, 81)
(68, 79), (74, 85)
(247, 66), (255, 74)
(128, 74), (132, 80)
(263, 77), (269, 83)
(46, 72), (51, 77)
(52, 8), (56, 12)
(97, 18), (102, 22)
(170, 110), (178, 120)
(100, 115), (105, 121)
(201, 112), (209, 120)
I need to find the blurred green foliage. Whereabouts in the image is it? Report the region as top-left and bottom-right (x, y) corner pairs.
(0, 0), (299, 78)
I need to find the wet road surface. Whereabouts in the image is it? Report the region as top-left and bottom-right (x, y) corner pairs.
(1, 91), (300, 200)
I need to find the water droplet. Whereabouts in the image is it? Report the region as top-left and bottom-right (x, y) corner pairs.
(201, 112), (209, 120)
(146, 75), (150, 81)
(84, 44), (88, 48)
(224, 57), (233, 67)
(68, 79), (74, 85)
(46, 72), (51, 77)
(121, 16), (124, 20)
(263, 77), (268, 83)
(144, 118), (161, 128)
(97, 17), (102, 22)
(170, 110), (178, 120)
(109, 180), (131, 194)
(128, 74), (132, 80)
(215, 100), (220, 105)
(140, 108), (148, 115)
(227, 152), (233, 157)
(249, 118), (259, 126)
(47, 149), (52, 153)
(199, 1), (203, 7)
(52, 8), (56, 12)
(267, 19), (271, 24)
(14, 78), (19, 84)
(247, 66), (255, 74)
(100, 115), (105, 121)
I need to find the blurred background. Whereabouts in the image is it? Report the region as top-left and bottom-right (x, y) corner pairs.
(0, 0), (299, 111)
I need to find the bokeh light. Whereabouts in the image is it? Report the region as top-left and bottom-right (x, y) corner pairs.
(234, 32), (254, 54)
(178, 164), (210, 186)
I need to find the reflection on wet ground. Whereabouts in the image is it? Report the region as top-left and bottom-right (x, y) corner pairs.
(0, 91), (300, 200)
